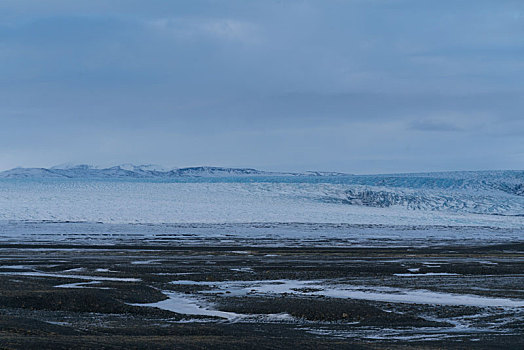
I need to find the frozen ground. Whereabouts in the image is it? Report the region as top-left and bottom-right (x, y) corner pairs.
(0, 221), (522, 248)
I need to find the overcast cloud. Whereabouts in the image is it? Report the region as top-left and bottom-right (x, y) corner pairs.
(0, 0), (523, 173)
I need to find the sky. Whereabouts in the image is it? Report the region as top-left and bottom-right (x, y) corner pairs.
(0, 0), (523, 174)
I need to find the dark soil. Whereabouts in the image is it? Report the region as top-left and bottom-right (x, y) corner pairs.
(0, 243), (522, 349)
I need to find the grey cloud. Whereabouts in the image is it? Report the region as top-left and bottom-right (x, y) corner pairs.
(0, 0), (523, 172)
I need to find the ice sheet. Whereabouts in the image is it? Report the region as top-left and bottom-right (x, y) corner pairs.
(0, 178), (522, 228)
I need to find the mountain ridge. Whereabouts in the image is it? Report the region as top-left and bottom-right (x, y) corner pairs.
(0, 164), (349, 179)
(1, 164), (523, 181)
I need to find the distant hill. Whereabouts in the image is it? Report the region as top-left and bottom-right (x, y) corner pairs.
(0, 164), (348, 179)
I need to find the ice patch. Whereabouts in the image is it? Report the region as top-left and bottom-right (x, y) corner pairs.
(62, 268), (87, 273)
(230, 267), (254, 273)
(46, 321), (71, 326)
(478, 261), (498, 265)
(131, 291), (293, 322)
(55, 281), (110, 289)
(133, 292), (241, 320)
(0, 265), (34, 270)
(300, 327), (472, 341)
(0, 271), (140, 282)
(131, 260), (162, 265)
(95, 268), (116, 272)
(394, 273), (461, 277)
(170, 279), (524, 308)
(423, 262), (447, 267)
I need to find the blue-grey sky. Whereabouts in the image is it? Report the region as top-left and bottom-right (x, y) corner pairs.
(1, 0), (523, 173)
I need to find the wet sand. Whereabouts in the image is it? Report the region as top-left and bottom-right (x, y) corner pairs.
(0, 242), (522, 349)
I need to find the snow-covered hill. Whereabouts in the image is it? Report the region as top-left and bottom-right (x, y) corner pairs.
(0, 164), (354, 179)
(0, 164), (282, 179)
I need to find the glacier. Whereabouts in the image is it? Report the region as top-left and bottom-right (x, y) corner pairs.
(0, 166), (522, 230)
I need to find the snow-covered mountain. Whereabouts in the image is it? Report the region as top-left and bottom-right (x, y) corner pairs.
(0, 164), (295, 179)
(0, 167), (66, 178)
